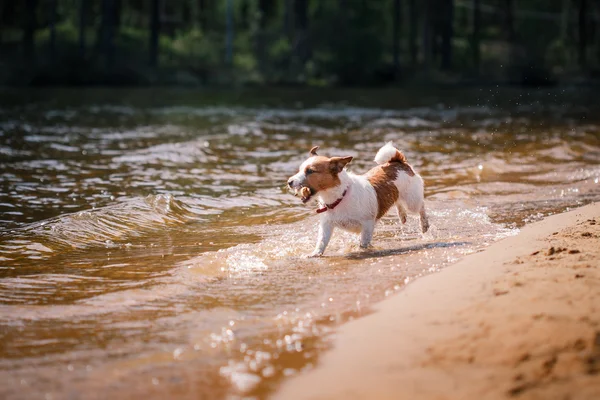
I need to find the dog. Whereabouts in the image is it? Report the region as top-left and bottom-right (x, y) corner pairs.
(287, 143), (429, 257)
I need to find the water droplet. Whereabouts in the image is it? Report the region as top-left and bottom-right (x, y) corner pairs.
(262, 365), (275, 378)
(173, 348), (183, 359)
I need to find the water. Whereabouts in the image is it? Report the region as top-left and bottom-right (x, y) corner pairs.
(0, 88), (598, 399)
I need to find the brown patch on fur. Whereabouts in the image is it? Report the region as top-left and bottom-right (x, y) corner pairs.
(366, 164), (401, 219)
(390, 150), (415, 176)
(304, 157), (342, 192)
(329, 156), (353, 173)
(398, 162), (416, 177)
(365, 152), (417, 219)
(390, 149), (408, 163)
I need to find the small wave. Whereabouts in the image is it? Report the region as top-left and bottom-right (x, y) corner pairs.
(0, 194), (199, 260)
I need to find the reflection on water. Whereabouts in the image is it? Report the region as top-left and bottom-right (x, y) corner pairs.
(0, 88), (599, 399)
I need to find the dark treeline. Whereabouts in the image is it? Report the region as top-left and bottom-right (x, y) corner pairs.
(0, 0), (599, 86)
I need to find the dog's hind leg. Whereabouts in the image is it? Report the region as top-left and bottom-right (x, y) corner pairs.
(419, 204), (429, 233)
(395, 203), (407, 224)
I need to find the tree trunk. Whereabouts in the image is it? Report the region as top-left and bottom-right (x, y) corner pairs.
(114, 0), (122, 32)
(198, 0), (205, 30)
(408, 0), (417, 66)
(240, 0), (250, 31)
(79, 0), (87, 57)
(149, 0), (160, 67)
(283, 0), (292, 42)
(259, 0), (277, 27)
(198, 0), (213, 32)
(392, 0), (402, 74)
(422, 0), (432, 68)
(98, 0), (117, 67)
(578, 0), (587, 68)
(182, 0), (191, 28)
(441, 0), (453, 70)
(504, 0), (515, 43)
(49, 0), (57, 59)
(2, 1), (19, 43)
(294, 0), (309, 64)
(23, 0), (37, 62)
(471, 0), (481, 72)
(225, 0), (233, 64)
(257, 0), (276, 72)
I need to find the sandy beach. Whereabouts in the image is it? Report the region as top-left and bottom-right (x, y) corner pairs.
(275, 202), (600, 400)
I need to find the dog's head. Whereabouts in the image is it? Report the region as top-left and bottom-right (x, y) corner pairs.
(287, 146), (353, 203)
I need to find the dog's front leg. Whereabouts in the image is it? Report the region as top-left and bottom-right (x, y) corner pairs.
(308, 222), (333, 257)
(360, 220), (375, 248)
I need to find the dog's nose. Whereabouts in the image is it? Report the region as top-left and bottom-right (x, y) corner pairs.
(287, 179), (293, 188)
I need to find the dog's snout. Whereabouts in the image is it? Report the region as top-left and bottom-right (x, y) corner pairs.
(287, 179), (293, 188)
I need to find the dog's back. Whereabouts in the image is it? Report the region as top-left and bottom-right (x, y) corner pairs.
(364, 143), (427, 228)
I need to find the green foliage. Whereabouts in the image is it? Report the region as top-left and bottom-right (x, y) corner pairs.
(0, 0), (599, 86)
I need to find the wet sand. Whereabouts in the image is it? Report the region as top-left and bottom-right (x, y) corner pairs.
(275, 202), (600, 400)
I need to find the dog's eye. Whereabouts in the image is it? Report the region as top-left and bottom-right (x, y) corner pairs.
(305, 168), (314, 175)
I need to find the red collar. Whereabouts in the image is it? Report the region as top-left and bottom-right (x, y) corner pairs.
(316, 190), (348, 214)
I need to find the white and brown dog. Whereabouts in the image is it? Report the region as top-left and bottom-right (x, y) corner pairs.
(287, 143), (429, 257)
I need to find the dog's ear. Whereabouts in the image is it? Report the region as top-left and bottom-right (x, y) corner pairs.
(329, 156), (353, 173)
(309, 146), (319, 156)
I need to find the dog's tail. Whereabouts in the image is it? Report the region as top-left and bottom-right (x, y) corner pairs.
(374, 142), (407, 165)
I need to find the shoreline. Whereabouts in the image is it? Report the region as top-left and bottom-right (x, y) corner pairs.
(274, 203), (600, 400)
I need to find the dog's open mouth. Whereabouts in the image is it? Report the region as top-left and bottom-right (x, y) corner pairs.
(294, 186), (314, 203)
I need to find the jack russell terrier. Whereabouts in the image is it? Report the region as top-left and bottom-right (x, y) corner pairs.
(287, 143), (429, 257)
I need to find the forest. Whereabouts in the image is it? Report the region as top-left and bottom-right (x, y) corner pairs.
(0, 0), (598, 86)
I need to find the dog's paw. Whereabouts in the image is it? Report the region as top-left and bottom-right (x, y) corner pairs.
(305, 251), (323, 258)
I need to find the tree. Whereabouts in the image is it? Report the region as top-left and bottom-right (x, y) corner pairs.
(504, 0), (515, 44)
(392, 0), (402, 74)
(256, 0), (277, 72)
(198, 0), (210, 31)
(408, 0), (417, 66)
(283, 0), (292, 41)
(49, 0), (57, 59)
(149, 0), (160, 67)
(98, 0), (118, 67)
(441, 0), (453, 70)
(79, 0), (87, 57)
(294, 0), (309, 65)
(23, 0), (37, 62)
(578, 0), (587, 68)
(422, 0), (432, 68)
(471, 0), (481, 72)
(225, 0), (233, 64)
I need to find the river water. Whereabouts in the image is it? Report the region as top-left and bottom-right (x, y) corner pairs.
(0, 88), (598, 399)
